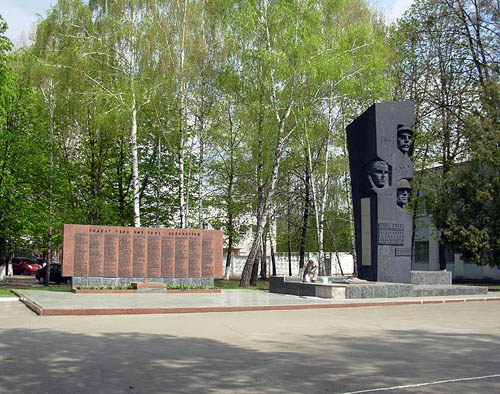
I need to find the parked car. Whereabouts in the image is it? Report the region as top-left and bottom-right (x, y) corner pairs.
(11, 257), (42, 275)
(36, 263), (70, 284)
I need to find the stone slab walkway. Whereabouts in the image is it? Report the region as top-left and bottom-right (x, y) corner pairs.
(12, 288), (500, 316)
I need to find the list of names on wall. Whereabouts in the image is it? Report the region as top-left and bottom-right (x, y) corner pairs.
(63, 224), (223, 279)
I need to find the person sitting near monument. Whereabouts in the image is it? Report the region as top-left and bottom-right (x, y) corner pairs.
(397, 124), (413, 155)
(396, 178), (411, 208)
(367, 159), (390, 190)
(302, 260), (318, 282)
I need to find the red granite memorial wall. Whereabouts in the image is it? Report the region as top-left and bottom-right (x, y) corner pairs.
(62, 224), (223, 279)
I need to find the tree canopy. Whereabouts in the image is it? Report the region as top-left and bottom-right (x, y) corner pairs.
(0, 0), (498, 274)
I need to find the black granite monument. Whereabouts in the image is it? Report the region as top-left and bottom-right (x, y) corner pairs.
(347, 101), (414, 283)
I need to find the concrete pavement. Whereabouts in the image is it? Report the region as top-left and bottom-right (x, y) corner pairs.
(1, 299), (499, 393)
(10, 288), (500, 315)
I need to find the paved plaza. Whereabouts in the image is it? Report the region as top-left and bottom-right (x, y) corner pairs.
(1, 293), (500, 393)
(9, 288), (500, 315)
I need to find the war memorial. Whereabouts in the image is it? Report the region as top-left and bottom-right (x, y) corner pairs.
(61, 224), (223, 287)
(52, 101), (487, 300)
(270, 101), (487, 299)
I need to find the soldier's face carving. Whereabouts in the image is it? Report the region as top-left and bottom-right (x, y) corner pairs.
(369, 161), (389, 188)
(397, 188), (410, 207)
(397, 131), (412, 154)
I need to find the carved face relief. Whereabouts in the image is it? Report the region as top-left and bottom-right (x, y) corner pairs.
(397, 130), (412, 154)
(369, 161), (389, 188)
(397, 178), (411, 207)
(397, 188), (410, 207)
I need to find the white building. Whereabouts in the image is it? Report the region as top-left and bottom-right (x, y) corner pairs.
(413, 215), (500, 280)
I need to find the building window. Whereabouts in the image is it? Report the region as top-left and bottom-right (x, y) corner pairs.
(414, 241), (429, 263)
(446, 247), (455, 263)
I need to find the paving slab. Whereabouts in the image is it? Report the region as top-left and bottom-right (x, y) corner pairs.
(2, 298), (500, 394)
(12, 288), (500, 316)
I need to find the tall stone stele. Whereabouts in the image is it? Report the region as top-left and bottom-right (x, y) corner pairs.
(346, 101), (414, 283)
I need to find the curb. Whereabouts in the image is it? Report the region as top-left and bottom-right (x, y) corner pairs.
(0, 297), (19, 302)
(20, 296), (500, 316)
(11, 289), (44, 316)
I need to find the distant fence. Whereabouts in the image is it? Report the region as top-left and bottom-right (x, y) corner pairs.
(222, 252), (354, 277)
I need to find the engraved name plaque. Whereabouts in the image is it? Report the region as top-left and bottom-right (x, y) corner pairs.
(62, 224), (223, 280)
(378, 223), (404, 246)
(103, 233), (118, 277)
(395, 247), (411, 256)
(73, 233), (89, 276)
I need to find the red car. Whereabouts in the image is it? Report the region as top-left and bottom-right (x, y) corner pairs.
(11, 257), (42, 275)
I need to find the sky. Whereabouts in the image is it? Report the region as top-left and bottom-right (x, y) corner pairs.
(0, 0), (414, 46)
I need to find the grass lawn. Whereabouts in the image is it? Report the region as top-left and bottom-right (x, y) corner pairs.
(0, 278), (267, 295)
(214, 277), (269, 290)
(0, 284), (71, 297)
(0, 288), (15, 297)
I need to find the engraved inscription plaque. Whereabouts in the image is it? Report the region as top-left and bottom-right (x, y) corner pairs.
(133, 232), (147, 277)
(378, 223), (404, 246)
(103, 233), (118, 277)
(89, 232), (104, 277)
(175, 234), (189, 277)
(118, 233), (133, 277)
(62, 225), (223, 280)
(73, 233), (89, 276)
(395, 247), (411, 256)
(202, 237), (214, 277)
(161, 233), (175, 277)
(147, 232), (161, 277)
(188, 234), (202, 277)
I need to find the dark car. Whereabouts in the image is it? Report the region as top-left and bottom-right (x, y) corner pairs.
(36, 264), (70, 284)
(12, 257), (42, 275)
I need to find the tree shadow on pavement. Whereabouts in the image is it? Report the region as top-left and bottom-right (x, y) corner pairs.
(1, 325), (499, 394)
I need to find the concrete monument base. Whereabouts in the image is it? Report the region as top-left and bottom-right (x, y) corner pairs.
(410, 270), (451, 285)
(269, 273), (487, 300)
(72, 276), (214, 288)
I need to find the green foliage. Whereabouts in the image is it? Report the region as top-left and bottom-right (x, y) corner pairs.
(0, 32), (51, 256)
(2, 0), (394, 263)
(394, 0), (500, 267)
(0, 15), (12, 107)
(439, 162), (499, 266)
(439, 80), (500, 266)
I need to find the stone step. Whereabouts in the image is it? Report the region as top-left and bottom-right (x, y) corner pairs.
(269, 276), (488, 300)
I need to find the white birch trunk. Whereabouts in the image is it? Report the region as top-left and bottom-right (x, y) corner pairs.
(128, 6), (140, 228)
(178, 0), (188, 229)
(185, 139), (194, 225)
(224, 260), (232, 280)
(198, 130), (204, 228)
(178, 121), (186, 228)
(156, 133), (161, 227)
(240, 113), (294, 286)
(341, 100), (356, 272)
(306, 131), (329, 277)
(131, 89), (141, 227)
(318, 150), (329, 276)
(240, 2), (296, 286)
